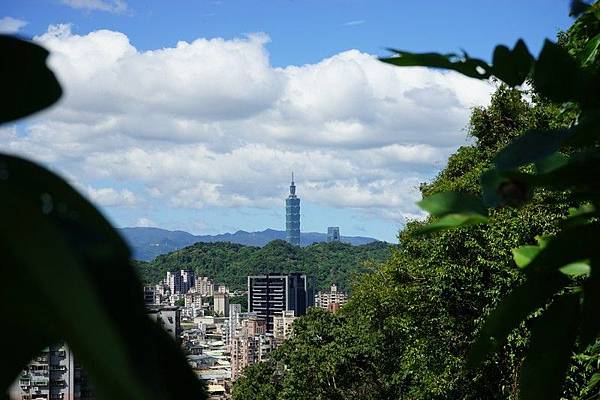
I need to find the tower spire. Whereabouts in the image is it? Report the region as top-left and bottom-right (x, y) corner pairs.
(289, 172), (296, 196)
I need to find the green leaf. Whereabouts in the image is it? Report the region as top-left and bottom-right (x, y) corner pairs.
(468, 271), (570, 369)
(580, 265), (600, 347)
(534, 152), (569, 174)
(494, 129), (572, 171)
(0, 35), (62, 123)
(0, 154), (207, 399)
(570, 0), (591, 17)
(414, 213), (488, 235)
(519, 293), (580, 400)
(491, 39), (534, 87)
(512, 246), (541, 268)
(581, 32), (600, 67)
(525, 224), (600, 273)
(533, 39), (600, 107)
(380, 50), (491, 79)
(587, 372), (600, 392)
(417, 192), (487, 217)
(558, 262), (590, 276)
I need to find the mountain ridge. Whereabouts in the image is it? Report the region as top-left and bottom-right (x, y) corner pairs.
(119, 226), (381, 261)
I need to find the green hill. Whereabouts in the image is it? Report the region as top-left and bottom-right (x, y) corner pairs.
(135, 240), (392, 291)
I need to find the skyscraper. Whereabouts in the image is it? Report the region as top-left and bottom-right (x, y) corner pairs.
(327, 227), (341, 242)
(247, 273), (313, 332)
(286, 173), (301, 245)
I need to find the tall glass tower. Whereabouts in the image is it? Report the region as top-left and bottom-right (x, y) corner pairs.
(286, 173), (301, 245)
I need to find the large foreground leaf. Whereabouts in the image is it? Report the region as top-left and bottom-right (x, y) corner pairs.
(0, 154), (207, 399)
(468, 271), (570, 368)
(0, 35), (62, 123)
(519, 293), (580, 400)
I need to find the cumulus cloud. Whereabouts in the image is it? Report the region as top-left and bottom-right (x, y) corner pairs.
(60, 0), (128, 13)
(135, 217), (157, 227)
(0, 25), (494, 225)
(0, 17), (28, 33)
(85, 186), (138, 207)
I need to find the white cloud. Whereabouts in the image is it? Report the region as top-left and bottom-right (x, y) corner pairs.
(0, 17), (28, 33)
(343, 20), (365, 26)
(85, 186), (138, 207)
(0, 25), (495, 225)
(60, 0), (128, 13)
(135, 217), (157, 227)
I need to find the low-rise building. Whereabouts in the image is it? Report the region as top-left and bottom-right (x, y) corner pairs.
(314, 284), (348, 311)
(273, 310), (296, 341)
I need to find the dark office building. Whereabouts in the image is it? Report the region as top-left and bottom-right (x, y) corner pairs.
(285, 173), (301, 246)
(247, 273), (313, 332)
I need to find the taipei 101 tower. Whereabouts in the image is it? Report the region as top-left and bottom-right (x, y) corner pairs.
(286, 173), (301, 245)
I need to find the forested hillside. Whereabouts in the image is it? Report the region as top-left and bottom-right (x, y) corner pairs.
(135, 240), (391, 291)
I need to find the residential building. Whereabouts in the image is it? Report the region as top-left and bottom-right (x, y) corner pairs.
(214, 292), (229, 317)
(314, 284), (348, 311)
(143, 285), (158, 305)
(195, 276), (215, 297)
(273, 310), (296, 341)
(248, 273), (313, 332)
(327, 227), (341, 242)
(9, 344), (94, 400)
(285, 173), (300, 246)
(165, 269), (196, 295)
(230, 317), (276, 381)
(185, 291), (203, 309)
(227, 304), (242, 345)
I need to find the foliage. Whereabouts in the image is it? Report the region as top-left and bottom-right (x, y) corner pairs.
(0, 35), (206, 399)
(381, 3), (600, 399)
(137, 239), (391, 292)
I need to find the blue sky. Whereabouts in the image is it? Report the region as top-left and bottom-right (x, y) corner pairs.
(0, 1), (573, 242)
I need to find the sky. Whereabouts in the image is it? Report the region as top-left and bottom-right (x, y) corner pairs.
(0, 1), (574, 243)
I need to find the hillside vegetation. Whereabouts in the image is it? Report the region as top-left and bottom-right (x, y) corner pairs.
(135, 240), (391, 291)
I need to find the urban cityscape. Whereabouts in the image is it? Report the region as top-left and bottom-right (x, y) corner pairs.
(10, 177), (350, 400)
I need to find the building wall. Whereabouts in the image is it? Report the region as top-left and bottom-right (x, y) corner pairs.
(10, 344), (94, 400)
(214, 292), (229, 317)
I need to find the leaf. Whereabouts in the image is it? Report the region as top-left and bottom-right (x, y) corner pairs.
(0, 154), (207, 399)
(414, 213), (488, 235)
(468, 271), (570, 369)
(512, 246), (541, 268)
(0, 35), (62, 123)
(558, 262), (590, 276)
(534, 152), (569, 174)
(494, 129), (572, 171)
(491, 39), (534, 87)
(519, 293), (580, 400)
(533, 39), (600, 107)
(581, 32), (600, 67)
(417, 192), (487, 217)
(587, 372), (600, 392)
(570, 0), (591, 17)
(525, 224), (600, 273)
(380, 50), (491, 79)
(580, 264), (600, 347)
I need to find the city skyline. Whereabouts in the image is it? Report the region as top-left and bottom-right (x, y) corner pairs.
(0, 1), (573, 243)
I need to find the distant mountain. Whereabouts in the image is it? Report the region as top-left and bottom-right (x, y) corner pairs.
(118, 227), (380, 261)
